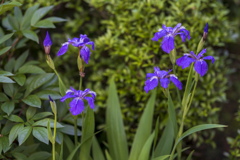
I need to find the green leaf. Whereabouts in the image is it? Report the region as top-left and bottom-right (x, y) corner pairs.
(138, 132), (155, 160)
(186, 150), (194, 160)
(22, 95), (41, 108)
(79, 108), (95, 159)
(14, 50), (29, 72)
(31, 6), (54, 26)
(129, 89), (156, 160)
(26, 107), (37, 120)
(12, 152), (27, 160)
(24, 73), (54, 97)
(66, 142), (82, 160)
(0, 93), (9, 102)
(33, 118), (64, 128)
(14, 7), (23, 24)
(32, 112), (52, 121)
(21, 4), (39, 30)
(153, 155), (170, 160)
(3, 83), (15, 97)
(92, 136), (105, 160)
(0, 1), (22, 15)
(0, 33), (14, 44)
(18, 64), (45, 74)
(0, 75), (15, 83)
(33, 19), (55, 28)
(45, 17), (67, 22)
(1, 101), (15, 115)
(4, 58), (15, 72)
(18, 126), (32, 145)
(0, 46), (11, 56)
(106, 78), (129, 160)
(28, 151), (51, 160)
(58, 124), (81, 136)
(32, 127), (49, 144)
(47, 120), (53, 143)
(0, 136), (10, 153)
(35, 90), (61, 100)
(176, 124), (226, 146)
(8, 14), (19, 30)
(7, 115), (24, 122)
(168, 91), (178, 136)
(12, 74), (26, 86)
(9, 123), (24, 145)
(22, 30), (39, 43)
(0, 71), (14, 76)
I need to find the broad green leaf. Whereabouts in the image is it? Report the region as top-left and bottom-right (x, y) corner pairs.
(35, 90), (61, 100)
(0, 93), (9, 101)
(55, 131), (63, 144)
(21, 4), (39, 30)
(32, 127), (49, 144)
(24, 73), (54, 97)
(45, 17), (67, 22)
(12, 152), (27, 160)
(58, 124), (81, 136)
(12, 74), (26, 86)
(79, 108), (95, 159)
(26, 107), (37, 120)
(32, 112), (52, 121)
(47, 120), (53, 143)
(31, 6), (54, 26)
(0, 75), (15, 83)
(0, 1), (22, 15)
(14, 7), (23, 24)
(129, 89), (156, 160)
(3, 83), (15, 97)
(33, 118), (64, 128)
(33, 19), (55, 28)
(92, 136), (105, 160)
(18, 126), (32, 145)
(0, 46), (11, 56)
(22, 95), (41, 108)
(22, 30), (39, 43)
(7, 115), (24, 122)
(1, 101), (15, 115)
(14, 50), (29, 72)
(9, 123), (24, 145)
(4, 58), (15, 72)
(8, 14), (19, 30)
(28, 151), (51, 160)
(105, 150), (113, 160)
(0, 136), (10, 153)
(0, 33), (14, 44)
(106, 78), (128, 160)
(0, 71), (14, 76)
(18, 64), (45, 74)
(153, 155), (170, 160)
(138, 132), (155, 160)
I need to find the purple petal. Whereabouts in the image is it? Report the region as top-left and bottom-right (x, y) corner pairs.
(69, 98), (85, 115)
(176, 55), (195, 69)
(172, 23), (181, 33)
(194, 60), (208, 76)
(146, 73), (156, 79)
(86, 41), (95, 50)
(151, 29), (167, 41)
(197, 49), (207, 59)
(170, 75), (182, 90)
(43, 31), (52, 47)
(178, 28), (191, 41)
(57, 43), (69, 56)
(68, 37), (80, 47)
(204, 23), (208, 33)
(88, 91), (96, 99)
(160, 78), (170, 88)
(84, 97), (95, 109)
(161, 36), (175, 53)
(203, 56), (215, 63)
(154, 67), (161, 72)
(144, 76), (158, 93)
(60, 93), (76, 102)
(80, 46), (91, 64)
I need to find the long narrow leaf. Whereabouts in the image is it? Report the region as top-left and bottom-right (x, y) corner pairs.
(168, 91), (178, 136)
(106, 78), (128, 160)
(129, 90), (156, 160)
(138, 132), (155, 160)
(92, 135), (105, 160)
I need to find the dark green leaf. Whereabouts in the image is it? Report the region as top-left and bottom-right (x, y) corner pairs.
(0, 71), (14, 76)
(22, 95), (41, 108)
(0, 1), (22, 15)
(35, 90), (61, 100)
(8, 14), (19, 30)
(21, 4), (39, 30)
(1, 101), (15, 115)
(28, 151), (51, 160)
(0, 33), (14, 44)
(12, 152), (27, 160)
(0, 75), (15, 83)
(31, 112), (53, 120)
(9, 123), (24, 145)
(186, 150), (194, 160)
(22, 30), (39, 43)
(18, 64), (45, 74)
(3, 83), (15, 97)
(31, 6), (54, 26)
(32, 127), (49, 144)
(14, 7), (23, 24)
(7, 115), (24, 122)
(4, 58), (15, 72)
(33, 118), (64, 128)
(26, 107), (37, 120)
(0, 46), (11, 56)
(58, 124), (81, 135)
(14, 50), (29, 72)
(12, 74), (26, 86)
(92, 136), (105, 160)
(0, 93), (9, 102)
(0, 136), (10, 153)
(45, 17), (67, 22)
(18, 126), (32, 145)
(33, 19), (55, 28)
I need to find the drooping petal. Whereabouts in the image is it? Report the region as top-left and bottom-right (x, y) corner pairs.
(68, 37), (80, 47)
(146, 73), (156, 79)
(43, 31), (52, 47)
(170, 75), (182, 90)
(80, 46), (91, 64)
(86, 41), (95, 50)
(203, 56), (215, 63)
(60, 93), (76, 102)
(160, 78), (170, 89)
(197, 48), (207, 59)
(161, 36), (175, 53)
(151, 29), (168, 41)
(84, 96), (95, 109)
(194, 60), (208, 76)
(57, 42), (69, 56)
(69, 98), (85, 115)
(178, 28), (191, 42)
(144, 76), (158, 93)
(176, 55), (195, 69)
(88, 91), (97, 99)
(172, 23), (181, 33)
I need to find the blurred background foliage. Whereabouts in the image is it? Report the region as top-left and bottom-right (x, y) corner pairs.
(2, 0), (240, 159)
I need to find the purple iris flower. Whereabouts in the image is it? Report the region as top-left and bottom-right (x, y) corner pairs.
(152, 23), (191, 53)
(60, 87), (96, 116)
(203, 23), (208, 40)
(176, 49), (215, 76)
(57, 34), (94, 64)
(43, 31), (52, 54)
(144, 67), (182, 93)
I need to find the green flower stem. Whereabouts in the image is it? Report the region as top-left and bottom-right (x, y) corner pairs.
(52, 108), (57, 160)
(74, 116), (78, 146)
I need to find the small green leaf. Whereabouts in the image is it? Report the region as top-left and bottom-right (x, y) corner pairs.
(12, 74), (26, 86)
(47, 120), (53, 143)
(0, 46), (11, 56)
(31, 112), (53, 120)
(18, 65), (45, 74)
(0, 75), (15, 83)
(1, 101), (15, 115)
(0, 33), (14, 44)
(22, 95), (41, 108)
(0, 93), (9, 102)
(12, 152), (28, 160)
(45, 17), (67, 22)
(186, 150), (194, 160)
(21, 4), (39, 30)
(14, 50), (29, 72)
(58, 124), (81, 136)
(0, 136), (10, 153)
(0, 1), (22, 15)
(2, 83), (15, 97)
(153, 155), (170, 160)
(0, 71), (14, 76)
(33, 118), (64, 128)
(14, 7), (23, 24)
(28, 151), (51, 160)
(26, 107), (37, 120)
(35, 90), (61, 100)
(7, 115), (24, 122)
(32, 127), (49, 144)
(22, 30), (39, 43)
(9, 123), (24, 145)
(8, 15), (19, 30)
(18, 126), (32, 145)
(33, 19), (55, 28)
(31, 6), (54, 26)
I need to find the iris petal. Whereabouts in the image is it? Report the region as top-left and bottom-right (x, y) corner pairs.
(176, 55), (195, 69)
(203, 56), (215, 63)
(161, 36), (175, 53)
(197, 49), (207, 59)
(57, 43), (69, 56)
(69, 98), (85, 115)
(151, 29), (168, 41)
(80, 46), (91, 64)
(194, 60), (208, 76)
(84, 97), (95, 109)
(144, 76), (158, 93)
(160, 78), (170, 88)
(43, 31), (52, 47)
(170, 75), (182, 90)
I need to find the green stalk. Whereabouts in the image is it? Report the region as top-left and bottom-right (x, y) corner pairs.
(74, 116), (78, 146)
(52, 109), (57, 160)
